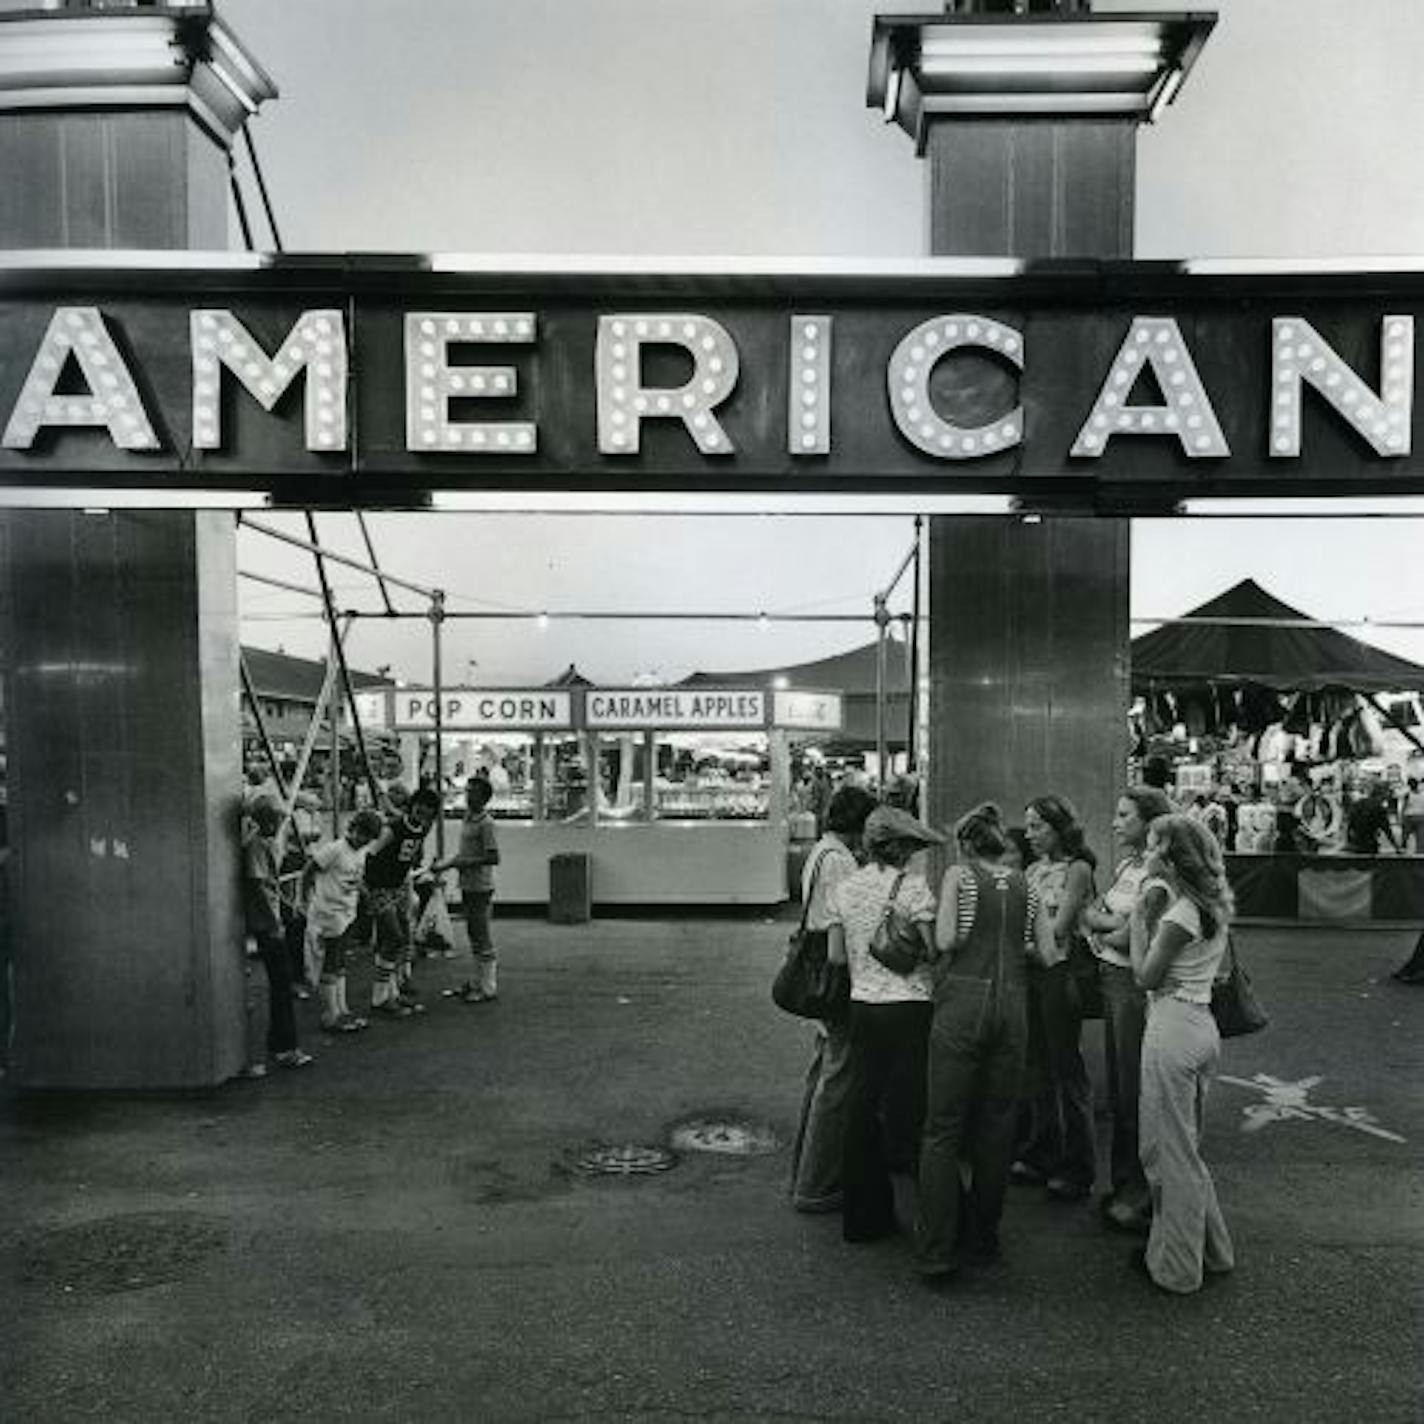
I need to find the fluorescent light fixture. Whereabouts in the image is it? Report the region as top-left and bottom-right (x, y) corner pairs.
(918, 29), (1165, 61)
(0, 489), (271, 510)
(429, 492), (1016, 517)
(1178, 497), (1424, 517)
(920, 55), (1162, 78)
(869, 13), (1214, 142)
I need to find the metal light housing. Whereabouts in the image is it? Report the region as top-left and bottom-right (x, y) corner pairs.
(869, 9), (1217, 150)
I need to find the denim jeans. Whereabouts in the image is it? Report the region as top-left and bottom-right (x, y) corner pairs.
(462, 890), (496, 995)
(1099, 960), (1149, 1211)
(1016, 962), (1095, 1188)
(1140, 997), (1234, 1292)
(841, 1000), (931, 1241)
(254, 931), (298, 1055)
(789, 1021), (854, 1210)
(915, 974), (1028, 1272)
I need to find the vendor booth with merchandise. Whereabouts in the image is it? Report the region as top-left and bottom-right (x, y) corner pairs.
(1132, 579), (1424, 924)
(357, 683), (843, 906)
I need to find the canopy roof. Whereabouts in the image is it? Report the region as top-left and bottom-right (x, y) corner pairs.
(680, 633), (911, 696)
(1131, 579), (1424, 694)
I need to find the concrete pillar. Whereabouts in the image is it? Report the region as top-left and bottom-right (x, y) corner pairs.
(0, 4), (275, 1088)
(869, 4), (1212, 859)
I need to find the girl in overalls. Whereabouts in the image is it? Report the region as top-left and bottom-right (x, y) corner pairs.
(915, 803), (1050, 1279)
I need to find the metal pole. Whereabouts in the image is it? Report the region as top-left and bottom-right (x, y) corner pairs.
(239, 515), (436, 600)
(328, 624), (341, 837)
(303, 513), (382, 809)
(431, 588), (447, 859)
(874, 592), (890, 796)
(355, 511), (398, 617)
(238, 655), (290, 802)
(909, 515), (923, 775)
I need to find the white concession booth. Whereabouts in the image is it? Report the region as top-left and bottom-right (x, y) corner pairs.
(356, 683), (843, 906)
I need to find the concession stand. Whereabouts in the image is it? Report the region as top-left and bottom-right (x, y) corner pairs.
(356, 683), (843, 906)
(1131, 579), (1424, 924)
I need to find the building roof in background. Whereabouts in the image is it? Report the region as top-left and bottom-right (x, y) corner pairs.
(678, 634), (912, 696)
(1130, 579), (1424, 693)
(242, 645), (391, 702)
(545, 663), (596, 688)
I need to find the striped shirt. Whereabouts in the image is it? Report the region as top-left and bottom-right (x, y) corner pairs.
(942, 864), (1041, 950)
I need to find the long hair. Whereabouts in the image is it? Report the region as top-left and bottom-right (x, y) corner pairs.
(1150, 813), (1234, 938)
(1025, 794), (1097, 871)
(1122, 785), (1173, 826)
(955, 801), (1007, 860)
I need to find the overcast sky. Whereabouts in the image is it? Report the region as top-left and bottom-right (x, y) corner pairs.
(218, 0), (1424, 685)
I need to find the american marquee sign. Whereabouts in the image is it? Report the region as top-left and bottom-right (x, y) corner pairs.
(1, 255), (1422, 507)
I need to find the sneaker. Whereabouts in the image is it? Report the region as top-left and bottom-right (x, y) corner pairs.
(1045, 1176), (1092, 1202)
(239, 1062), (268, 1079)
(1008, 1160), (1046, 1187)
(371, 999), (414, 1020)
(274, 1049), (315, 1069)
(322, 1014), (367, 1034)
(396, 991), (427, 1015)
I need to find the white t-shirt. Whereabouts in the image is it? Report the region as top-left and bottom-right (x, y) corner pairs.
(1090, 855), (1151, 970)
(801, 836), (858, 934)
(307, 838), (370, 937)
(1153, 897), (1228, 1005)
(828, 863), (937, 1004)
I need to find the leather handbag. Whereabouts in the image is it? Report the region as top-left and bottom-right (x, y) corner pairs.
(1211, 933), (1269, 1038)
(772, 849), (850, 1022)
(868, 871), (926, 975)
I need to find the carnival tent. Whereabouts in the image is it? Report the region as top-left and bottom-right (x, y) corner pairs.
(1130, 579), (1424, 693)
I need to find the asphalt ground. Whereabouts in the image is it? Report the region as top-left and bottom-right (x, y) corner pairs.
(1, 913), (1421, 1423)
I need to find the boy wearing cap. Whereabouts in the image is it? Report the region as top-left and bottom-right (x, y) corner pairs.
(827, 804), (942, 1244)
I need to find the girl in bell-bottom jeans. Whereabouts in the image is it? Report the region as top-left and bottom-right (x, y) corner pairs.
(1133, 813), (1236, 1295)
(1139, 996), (1235, 1293)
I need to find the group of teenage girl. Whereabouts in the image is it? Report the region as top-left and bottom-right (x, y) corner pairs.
(788, 784), (1236, 1296)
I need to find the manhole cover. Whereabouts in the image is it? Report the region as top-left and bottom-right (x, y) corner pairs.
(575, 1144), (678, 1176)
(669, 1117), (780, 1157)
(16, 1211), (227, 1295)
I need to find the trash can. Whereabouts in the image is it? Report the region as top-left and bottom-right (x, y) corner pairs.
(549, 852), (592, 923)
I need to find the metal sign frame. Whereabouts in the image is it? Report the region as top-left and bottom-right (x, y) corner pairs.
(3, 254), (1424, 512)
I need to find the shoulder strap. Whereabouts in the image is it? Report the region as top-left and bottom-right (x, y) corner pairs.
(798, 843), (834, 931)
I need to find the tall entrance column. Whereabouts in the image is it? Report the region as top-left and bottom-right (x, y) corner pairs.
(868, 2), (1214, 854)
(0, 5), (275, 1088)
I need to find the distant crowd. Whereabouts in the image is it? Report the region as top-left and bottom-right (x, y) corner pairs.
(787, 784), (1235, 1296)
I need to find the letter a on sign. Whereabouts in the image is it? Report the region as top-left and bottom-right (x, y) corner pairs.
(1072, 317), (1229, 459)
(3, 308), (159, 451)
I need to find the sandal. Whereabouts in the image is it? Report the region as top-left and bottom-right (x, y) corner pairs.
(322, 1015), (366, 1034)
(274, 1049), (315, 1069)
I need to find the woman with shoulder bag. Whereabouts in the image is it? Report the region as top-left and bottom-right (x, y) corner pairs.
(1079, 785), (1173, 1234)
(915, 804), (1050, 1279)
(1011, 795), (1098, 1202)
(827, 805), (942, 1243)
(1130, 813), (1236, 1294)
(788, 785), (878, 1213)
